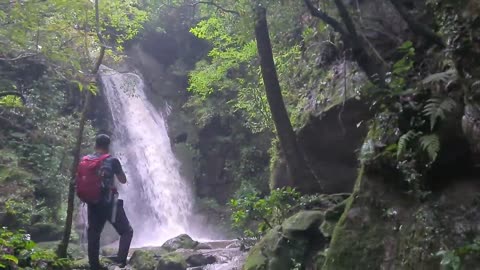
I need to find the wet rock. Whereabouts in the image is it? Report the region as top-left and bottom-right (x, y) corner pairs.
(156, 252), (188, 270)
(186, 253), (216, 267)
(195, 242), (213, 250)
(162, 234), (199, 252)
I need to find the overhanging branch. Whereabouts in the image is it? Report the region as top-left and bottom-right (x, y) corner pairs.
(304, 0), (348, 37)
(0, 53), (37, 62)
(333, 0), (359, 39)
(191, 1), (239, 15)
(389, 0), (445, 47)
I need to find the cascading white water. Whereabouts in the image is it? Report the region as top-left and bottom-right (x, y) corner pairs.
(99, 66), (194, 246)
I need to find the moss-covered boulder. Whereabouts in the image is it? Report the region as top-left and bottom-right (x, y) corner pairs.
(244, 210), (329, 270)
(130, 250), (159, 270)
(282, 210), (324, 238)
(161, 234), (199, 252)
(156, 252), (187, 270)
(243, 226), (285, 270)
(320, 199), (348, 237)
(324, 165), (480, 270)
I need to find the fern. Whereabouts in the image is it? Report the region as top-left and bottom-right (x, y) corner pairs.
(397, 130), (420, 158)
(422, 69), (457, 85)
(423, 97), (457, 131)
(419, 134), (440, 161)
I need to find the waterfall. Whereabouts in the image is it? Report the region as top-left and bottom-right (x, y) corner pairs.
(99, 66), (194, 246)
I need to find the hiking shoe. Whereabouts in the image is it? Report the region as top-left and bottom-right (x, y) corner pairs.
(104, 256), (126, 268)
(90, 264), (108, 270)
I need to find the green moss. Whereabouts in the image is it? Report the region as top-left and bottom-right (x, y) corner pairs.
(323, 166), (388, 270)
(161, 234), (199, 252)
(129, 249), (159, 270)
(243, 226), (282, 270)
(157, 252), (187, 270)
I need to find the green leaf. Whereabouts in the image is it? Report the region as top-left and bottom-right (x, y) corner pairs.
(397, 130), (420, 158)
(422, 69), (457, 85)
(423, 97), (456, 130)
(73, 80), (84, 92)
(419, 134), (440, 161)
(2, 254), (19, 264)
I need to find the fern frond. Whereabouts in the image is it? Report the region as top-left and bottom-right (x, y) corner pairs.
(419, 134), (440, 161)
(422, 69), (457, 85)
(397, 130), (420, 158)
(423, 97), (457, 130)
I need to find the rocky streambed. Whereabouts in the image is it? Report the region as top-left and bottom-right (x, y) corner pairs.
(72, 234), (246, 270)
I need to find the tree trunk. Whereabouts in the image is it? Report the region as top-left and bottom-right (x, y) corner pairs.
(57, 0), (106, 257)
(254, 6), (318, 191)
(56, 91), (91, 258)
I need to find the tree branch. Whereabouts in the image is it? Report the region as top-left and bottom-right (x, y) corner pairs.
(0, 92), (26, 104)
(0, 53), (37, 62)
(333, 0), (359, 39)
(389, 0), (445, 47)
(191, 1), (239, 15)
(304, 0), (348, 37)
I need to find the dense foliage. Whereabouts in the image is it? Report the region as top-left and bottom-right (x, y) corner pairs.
(0, 228), (70, 269)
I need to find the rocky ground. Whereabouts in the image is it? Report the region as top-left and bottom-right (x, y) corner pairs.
(70, 234), (246, 270)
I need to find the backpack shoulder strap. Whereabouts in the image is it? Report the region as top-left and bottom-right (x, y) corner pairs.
(99, 154), (111, 161)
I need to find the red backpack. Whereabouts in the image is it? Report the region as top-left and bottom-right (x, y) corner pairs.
(76, 154), (110, 204)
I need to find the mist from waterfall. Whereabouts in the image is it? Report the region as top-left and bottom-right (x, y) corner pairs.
(99, 66), (195, 246)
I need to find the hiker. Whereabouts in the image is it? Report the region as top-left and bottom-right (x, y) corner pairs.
(76, 134), (133, 269)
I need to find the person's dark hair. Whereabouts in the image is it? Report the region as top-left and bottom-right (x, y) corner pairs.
(95, 134), (111, 150)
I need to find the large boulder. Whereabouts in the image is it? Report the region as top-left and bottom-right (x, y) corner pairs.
(129, 249), (166, 270)
(282, 211), (324, 238)
(244, 210), (329, 270)
(271, 99), (372, 194)
(156, 252), (188, 270)
(161, 234), (199, 251)
(186, 253), (216, 267)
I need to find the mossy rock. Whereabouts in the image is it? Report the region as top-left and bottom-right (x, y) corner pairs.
(161, 234), (199, 252)
(282, 210), (324, 239)
(324, 199), (347, 222)
(243, 226), (283, 270)
(156, 252), (187, 270)
(319, 220), (336, 238)
(130, 250), (159, 270)
(243, 225), (302, 270)
(321, 199), (348, 237)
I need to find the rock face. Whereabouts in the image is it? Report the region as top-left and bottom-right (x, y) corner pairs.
(271, 99), (372, 194)
(323, 168), (480, 270)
